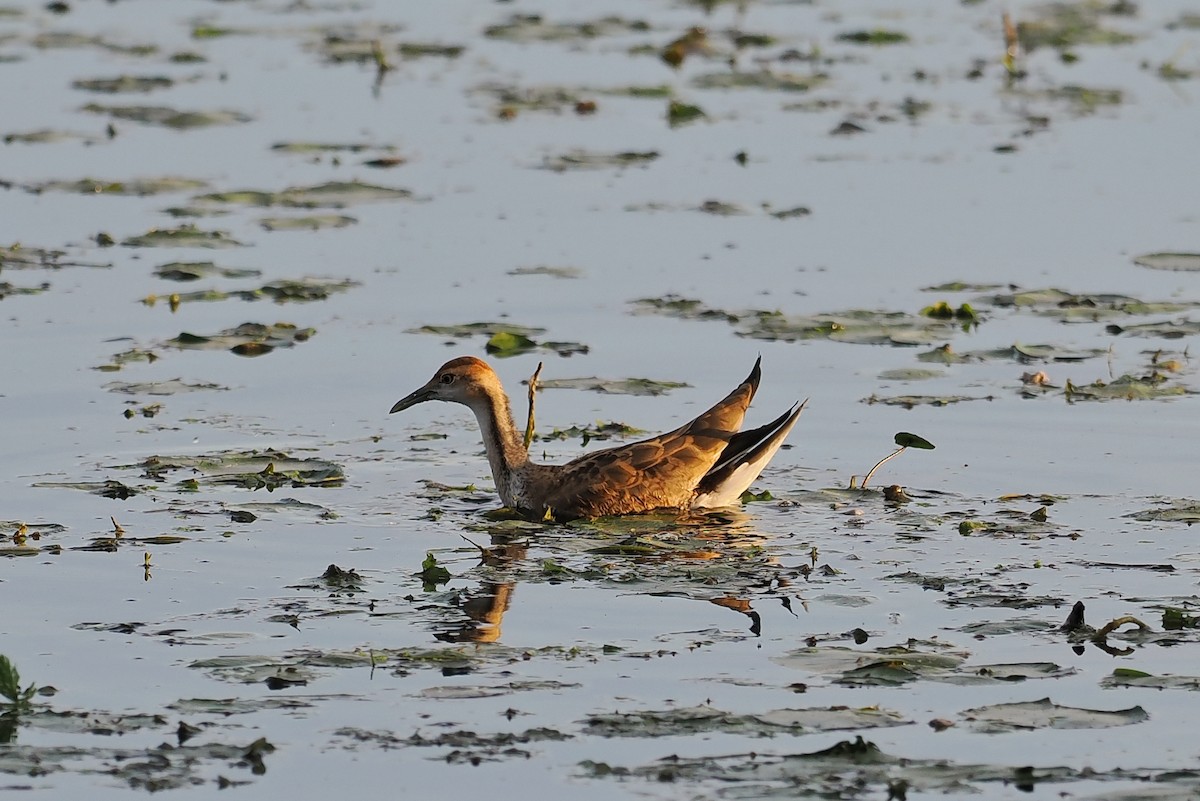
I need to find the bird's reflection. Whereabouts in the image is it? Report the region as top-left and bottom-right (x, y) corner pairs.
(429, 509), (777, 643)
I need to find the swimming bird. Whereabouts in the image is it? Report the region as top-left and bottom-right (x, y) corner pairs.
(389, 356), (804, 521)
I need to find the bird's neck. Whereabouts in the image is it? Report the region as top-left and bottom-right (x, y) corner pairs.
(468, 388), (529, 500)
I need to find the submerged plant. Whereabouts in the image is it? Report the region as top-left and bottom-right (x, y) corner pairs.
(853, 432), (936, 489)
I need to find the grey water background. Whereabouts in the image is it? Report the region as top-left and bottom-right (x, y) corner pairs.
(3, 0), (1200, 797)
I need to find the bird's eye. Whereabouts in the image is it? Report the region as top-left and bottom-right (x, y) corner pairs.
(439, 373), (454, 384)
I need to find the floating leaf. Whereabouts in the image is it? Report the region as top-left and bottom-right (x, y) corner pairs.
(540, 150), (659, 172)
(894, 432), (935, 450)
(153, 261), (261, 281)
(164, 322), (315, 355)
(536, 377), (689, 396)
(483, 14), (650, 43)
(121, 225), (245, 248)
(667, 100), (705, 127)
(1133, 252), (1200, 272)
(865, 394), (991, 408)
(259, 215), (357, 231)
(836, 29), (910, 45)
(80, 103), (251, 129)
(196, 181), (413, 208)
(691, 70), (824, 92)
(106, 379), (226, 396)
(961, 698), (1148, 732)
(1064, 374), (1191, 401)
(23, 176), (206, 195)
(507, 265), (582, 279)
(485, 331), (538, 358)
(72, 75), (173, 93)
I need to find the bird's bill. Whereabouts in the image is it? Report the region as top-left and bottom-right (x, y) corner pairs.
(389, 385), (433, 414)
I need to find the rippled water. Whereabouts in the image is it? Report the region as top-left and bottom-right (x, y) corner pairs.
(3, 0), (1200, 797)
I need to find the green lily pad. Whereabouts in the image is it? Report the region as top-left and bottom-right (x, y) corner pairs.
(667, 100), (706, 127)
(485, 331), (538, 357)
(894, 432), (935, 449)
(121, 225), (245, 248)
(164, 322), (315, 356)
(961, 698), (1148, 732)
(80, 103), (251, 129)
(540, 150), (659, 172)
(259, 215), (357, 231)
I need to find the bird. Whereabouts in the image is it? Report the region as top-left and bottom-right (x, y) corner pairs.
(389, 356), (804, 521)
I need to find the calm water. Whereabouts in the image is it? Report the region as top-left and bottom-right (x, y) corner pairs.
(2, 0), (1200, 797)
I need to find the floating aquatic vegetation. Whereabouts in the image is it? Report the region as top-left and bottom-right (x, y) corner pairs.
(412, 321), (543, 339)
(667, 99), (705, 127)
(164, 322), (316, 356)
(1106, 318), (1200, 338)
(105, 379), (226, 396)
(71, 75), (174, 93)
(32, 479), (140, 499)
(1064, 373), (1192, 401)
(1134, 252), (1200, 271)
(539, 150), (659, 172)
(691, 69), (826, 92)
(31, 31), (157, 56)
(582, 704), (908, 738)
(507, 265), (582, 278)
(484, 14), (650, 43)
(121, 224), (245, 248)
(484, 331), (588, 358)
(2, 129), (94, 145)
(20, 176), (207, 195)
(877, 368), (944, 381)
(146, 277), (358, 306)
(836, 29), (910, 45)
(539, 422), (643, 444)
(1124, 501), (1200, 524)
(129, 450), (344, 491)
(536, 377), (689, 396)
(195, 181), (413, 208)
(979, 287), (1196, 319)
(80, 103), (251, 129)
(1015, 2), (1138, 52)
(962, 697), (1148, 732)
(0, 244), (109, 270)
(259, 215), (357, 231)
(0, 280), (49, 299)
(152, 261), (260, 281)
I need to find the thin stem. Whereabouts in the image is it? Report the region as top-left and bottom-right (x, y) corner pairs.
(523, 362), (543, 451)
(860, 446), (905, 489)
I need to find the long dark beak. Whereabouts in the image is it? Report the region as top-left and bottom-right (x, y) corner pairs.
(389, 386), (433, 414)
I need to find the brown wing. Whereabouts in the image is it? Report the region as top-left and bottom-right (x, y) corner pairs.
(539, 358), (762, 518)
